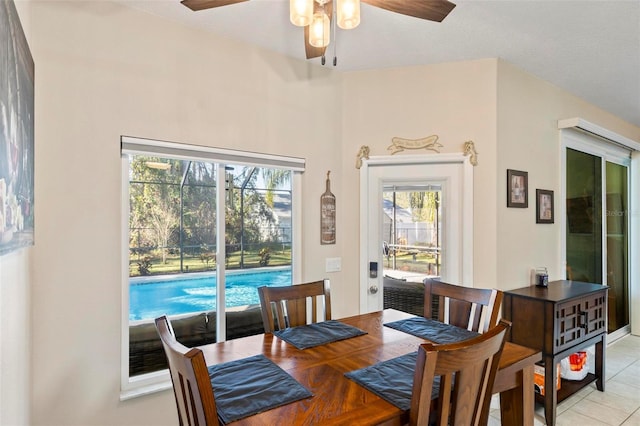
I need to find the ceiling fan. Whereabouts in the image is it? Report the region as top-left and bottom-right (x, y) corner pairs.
(180, 0), (456, 65)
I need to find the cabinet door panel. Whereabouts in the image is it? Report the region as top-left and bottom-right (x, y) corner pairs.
(581, 294), (607, 337)
(555, 300), (583, 352)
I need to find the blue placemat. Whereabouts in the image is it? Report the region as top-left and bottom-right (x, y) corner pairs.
(344, 352), (444, 411)
(384, 317), (479, 343)
(274, 320), (367, 350)
(208, 354), (312, 424)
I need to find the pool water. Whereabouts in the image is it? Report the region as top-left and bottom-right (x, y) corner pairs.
(129, 268), (291, 321)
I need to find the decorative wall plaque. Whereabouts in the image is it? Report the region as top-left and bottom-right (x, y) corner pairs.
(355, 145), (370, 169)
(387, 135), (442, 154)
(320, 171), (336, 245)
(463, 140), (478, 166)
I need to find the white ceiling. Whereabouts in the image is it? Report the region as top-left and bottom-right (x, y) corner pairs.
(120, 0), (640, 128)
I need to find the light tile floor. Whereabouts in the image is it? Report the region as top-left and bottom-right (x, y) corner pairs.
(488, 334), (640, 425)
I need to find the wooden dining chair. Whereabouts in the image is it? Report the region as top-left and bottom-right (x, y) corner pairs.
(258, 279), (331, 333)
(155, 315), (220, 426)
(409, 320), (511, 426)
(423, 278), (503, 333)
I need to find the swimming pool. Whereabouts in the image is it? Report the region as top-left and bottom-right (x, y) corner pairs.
(129, 267), (291, 321)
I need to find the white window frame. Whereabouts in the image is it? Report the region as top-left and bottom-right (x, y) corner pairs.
(119, 136), (304, 399)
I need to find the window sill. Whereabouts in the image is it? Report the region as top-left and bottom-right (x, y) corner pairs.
(120, 370), (172, 401)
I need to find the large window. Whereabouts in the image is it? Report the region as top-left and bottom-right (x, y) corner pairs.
(121, 137), (303, 394)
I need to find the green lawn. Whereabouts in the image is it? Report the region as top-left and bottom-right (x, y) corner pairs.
(130, 248), (292, 277)
(383, 251), (439, 275)
(129, 248), (436, 277)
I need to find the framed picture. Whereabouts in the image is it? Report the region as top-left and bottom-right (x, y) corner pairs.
(507, 169), (528, 208)
(536, 189), (554, 224)
(0, 1), (35, 256)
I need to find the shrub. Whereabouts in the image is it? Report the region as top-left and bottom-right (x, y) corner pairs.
(259, 247), (271, 266)
(199, 244), (215, 270)
(137, 256), (153, 275)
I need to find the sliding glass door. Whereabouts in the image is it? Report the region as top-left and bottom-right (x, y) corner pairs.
(605, 162), (629, 333)
(566, 149), (603, 284)
(565, 147), (630, 334)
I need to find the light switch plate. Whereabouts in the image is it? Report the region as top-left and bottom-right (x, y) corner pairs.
(326, 257), (342, 273)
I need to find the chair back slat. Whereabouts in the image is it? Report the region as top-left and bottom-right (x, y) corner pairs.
(258, 279), (331, 333)
(155, 316), (220, 426)
(424, 278), (503, 333)
(275, 300), (288, 329)
(410, 320), (511, 426)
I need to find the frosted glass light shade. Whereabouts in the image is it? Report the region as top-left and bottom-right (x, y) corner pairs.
(309, 11), (331, 48)
(337, 0), (360, 29)
(290, 0), (314, 27)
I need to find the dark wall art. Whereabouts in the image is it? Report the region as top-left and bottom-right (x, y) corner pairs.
(1, 0), (35, 255)
(506, 169), (528, 208)
(536, 189), (554, 224)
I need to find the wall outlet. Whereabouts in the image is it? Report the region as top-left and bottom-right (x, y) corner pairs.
(326, 257), (342, 273)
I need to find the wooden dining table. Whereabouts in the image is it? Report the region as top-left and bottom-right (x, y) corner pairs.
(199, 309), (541, 425)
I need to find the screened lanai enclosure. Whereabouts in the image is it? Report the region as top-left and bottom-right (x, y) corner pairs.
(124, 148), (296, 377)
(128, 155), (292, 277)
(382, 184), (442, 279)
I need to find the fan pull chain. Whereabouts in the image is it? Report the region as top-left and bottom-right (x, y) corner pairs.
(332, 11), (337, 66)
(321, 1), (327, 66)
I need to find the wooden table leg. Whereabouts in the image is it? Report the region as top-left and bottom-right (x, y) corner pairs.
(499, 364), (534, 426)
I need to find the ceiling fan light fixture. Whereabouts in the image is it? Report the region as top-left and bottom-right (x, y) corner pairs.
(290, 0), (314, 27)
(181, 0), (457, 62)
(309, 11), (331, 48)
(337, 0), (360, 30)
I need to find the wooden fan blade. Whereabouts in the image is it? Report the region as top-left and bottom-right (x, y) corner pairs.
(361, 0), (456, 22)
(304, 1), (333, 60)
(181, 0), (248, 12)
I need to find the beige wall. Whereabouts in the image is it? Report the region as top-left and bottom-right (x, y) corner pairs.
(29, 1), (341, 425)
(0, 1), (637, 426)
(341, 59), (500, 290)
(496, 59), (640, 290)
(0, 1), (32, 425)
(0, 251), (31, 426)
